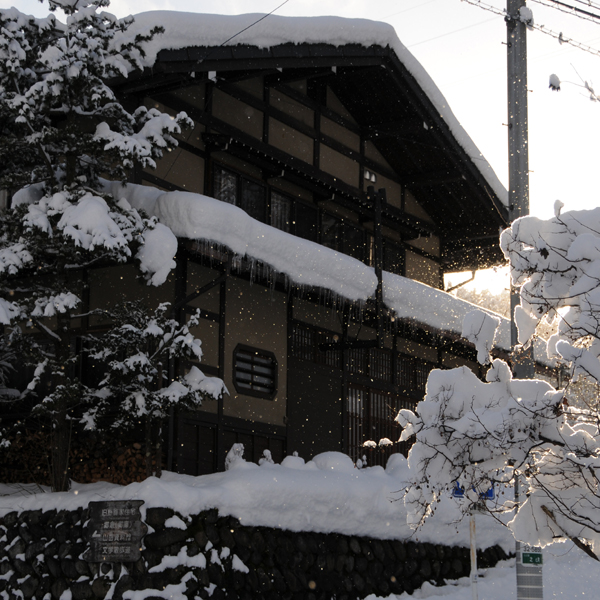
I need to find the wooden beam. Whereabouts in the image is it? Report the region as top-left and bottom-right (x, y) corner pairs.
(265, 66), (336, 87)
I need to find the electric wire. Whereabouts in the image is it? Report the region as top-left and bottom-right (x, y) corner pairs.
(530, 0), (600, 24)
(383, 0), (442, 19)
(409, 16), (497, 47)
(218, 0), (291, 47)
(571, 0), (600, 11)
(462, 0), (600, 58)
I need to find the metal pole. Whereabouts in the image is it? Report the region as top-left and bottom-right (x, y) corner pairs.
(507, 2), (542, 598)
(507, 0), (529, 359)
(470, 508), (479, 600)
(507, 0), (529, 224)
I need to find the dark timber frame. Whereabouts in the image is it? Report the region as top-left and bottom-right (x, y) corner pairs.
(115, 42), (509, 272)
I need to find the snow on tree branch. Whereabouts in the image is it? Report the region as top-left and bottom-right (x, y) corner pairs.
(0, 0), (191, 491)
(399, 206), (600, 559)
(462, 309), (500, 365)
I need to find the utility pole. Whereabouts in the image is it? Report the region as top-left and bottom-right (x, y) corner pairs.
(506, 2), (543, 599)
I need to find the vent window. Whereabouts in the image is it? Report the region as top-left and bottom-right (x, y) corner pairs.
(233, 345), (277, 399)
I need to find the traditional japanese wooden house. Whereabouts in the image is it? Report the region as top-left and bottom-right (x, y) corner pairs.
(89, 13), (521, 474)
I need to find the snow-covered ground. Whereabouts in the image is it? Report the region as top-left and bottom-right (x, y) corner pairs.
(1, 451), (597, 599)
(366, 543), (597, 600)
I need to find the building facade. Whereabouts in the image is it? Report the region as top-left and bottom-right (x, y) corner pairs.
(88, 15), (516, 474)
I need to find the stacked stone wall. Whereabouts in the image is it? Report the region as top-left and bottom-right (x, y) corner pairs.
(0, 506), (509, 600)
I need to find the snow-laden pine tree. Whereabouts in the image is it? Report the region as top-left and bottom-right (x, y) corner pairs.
(398, 205), (600, 560)
(84, 303), (226, 478)
(0, 0), (199, 491)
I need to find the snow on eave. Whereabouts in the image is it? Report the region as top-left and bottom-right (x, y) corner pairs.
(104, 181), (550, 366)
(119, 12), (507, 208)
(383, 272), (551, 366)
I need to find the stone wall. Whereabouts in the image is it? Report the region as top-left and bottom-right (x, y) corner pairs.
(0, 506), (509, 600)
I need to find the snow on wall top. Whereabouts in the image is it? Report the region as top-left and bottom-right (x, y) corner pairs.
(105, 181), (538, 362)
(0, 454), (514, 552)
(120, 12), (507, 207)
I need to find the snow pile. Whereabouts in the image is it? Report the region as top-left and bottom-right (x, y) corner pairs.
(0, 451), (513, 552)
(135, 222), (177, 286)
(114, 12), (506, 207)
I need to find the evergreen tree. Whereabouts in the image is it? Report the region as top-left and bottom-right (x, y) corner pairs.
(84, 302), (226, 478)
(0, 0), (194, 491)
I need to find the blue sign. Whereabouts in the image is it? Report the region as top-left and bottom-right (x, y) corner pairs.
(452, 483), (495, 500)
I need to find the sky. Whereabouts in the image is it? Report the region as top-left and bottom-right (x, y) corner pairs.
(3, 0), (599, 293)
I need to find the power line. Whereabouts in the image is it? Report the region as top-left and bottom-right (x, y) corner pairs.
(462, 0), (600, 57)
(218, 0), (291, 47)
(571, 0), (600, 11)
(461, 0), (505, 17)
(383, 0), (442, 19)
(530, 0), (600, 24)
(408, 16), (497, 47)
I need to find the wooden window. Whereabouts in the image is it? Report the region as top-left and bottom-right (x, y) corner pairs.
(294, 202), (318, 242)
(212, 165), (319, 242)
(213, 167), (237, 205)
(270, 191), (292, 233)
(320, 212), (366, 262)
(233, 345), (277, 399)
(240, 178), (266, 222)
(396, 354), (436, 395)
(213, 165), (266, 222)
(384, 240), (405, 276)
(290, 323), (342, 369)
(369, 348), (393, 383)
(346, 385), (403, 466)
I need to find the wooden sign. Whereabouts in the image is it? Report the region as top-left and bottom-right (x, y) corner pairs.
(83, 500), (147, 562)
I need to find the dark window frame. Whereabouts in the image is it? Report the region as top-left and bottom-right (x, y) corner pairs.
(319, 211), (367, 263)
(212, 164), (267, 223)
(212, 162), (407, 270)
(232, 344), (278, 400)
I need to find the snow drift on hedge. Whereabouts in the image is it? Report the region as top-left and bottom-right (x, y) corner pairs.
(0, 451), (513, 552)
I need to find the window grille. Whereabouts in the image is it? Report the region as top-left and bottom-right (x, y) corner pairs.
(369, 348), (392, 382)
(271, 191), (292, 233)
(347, 385), (405, 466)
(348, 347), (367, 375)
(213, 165), (266, 222)
(414, 360), (432, 393)
(384, 240), (404, 276)
(233, 345), (277, 399)
(396, 354), (435, 394)
(320, 212), (366, 262)
(290, 323), (341, 369)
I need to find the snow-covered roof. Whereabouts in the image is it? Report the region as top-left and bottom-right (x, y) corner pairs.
(105, 181), (546, 363)
(120, 12), (507, 208)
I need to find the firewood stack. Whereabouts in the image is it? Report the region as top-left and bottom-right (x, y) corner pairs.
(0, 431), (163, 486)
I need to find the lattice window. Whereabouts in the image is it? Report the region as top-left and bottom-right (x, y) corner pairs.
(290, 323), (341, 369)
(348, 347), (367, 375)
(414, 360), (434, 393)
(369, 348), (392, 382)
(347, 385), (403, 466)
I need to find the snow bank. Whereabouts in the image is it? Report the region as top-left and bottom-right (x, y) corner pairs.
(0, 452), (513, 552)
(116, 12), (506, 207)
